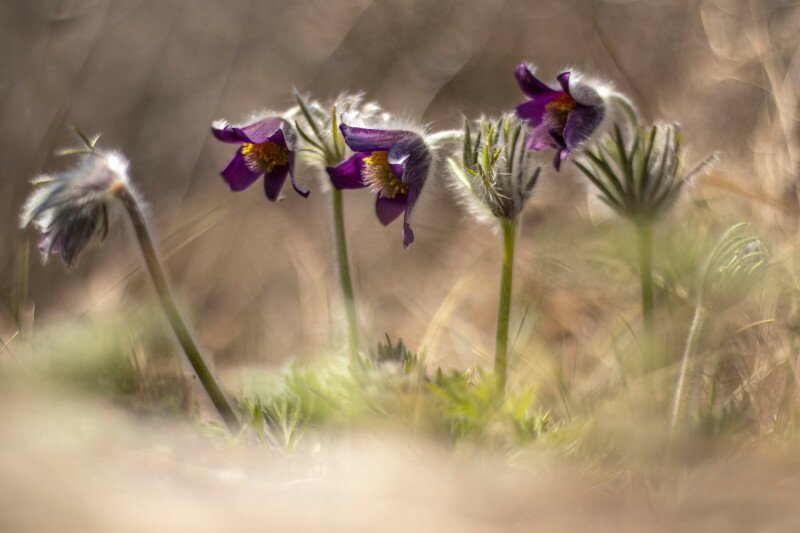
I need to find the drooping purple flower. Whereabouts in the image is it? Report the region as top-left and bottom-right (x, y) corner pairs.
(20, 149), (129, 267)
(211, 116), (309, 201)
(514, 63), (605, 170)
(326, 124), (431, 248)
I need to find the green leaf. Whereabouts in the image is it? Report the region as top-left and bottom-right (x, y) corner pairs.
(448, 157), (472, 191)
(72, 126), (99, 150)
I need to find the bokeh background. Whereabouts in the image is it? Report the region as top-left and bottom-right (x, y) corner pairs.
(4, 0), (797, 369)
(2, 0), (799, 424)
(3, 0), (800, 531)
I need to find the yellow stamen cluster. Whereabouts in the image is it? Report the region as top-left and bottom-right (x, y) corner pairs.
(362, 151), (409, 199)
(548, 93), (577, 111)
(241, 140), (289, 173)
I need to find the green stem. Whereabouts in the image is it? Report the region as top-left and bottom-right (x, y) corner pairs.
(115, 185), (240, 434)
(608, 92), (639, 128)
(12, 239), (30, 333)
(669, 303), (707, 443)
(637, 220), (656, 370)
(331, 188), (360, 362)
(494, 218), (517, 393)
(426, 129), (465, 147)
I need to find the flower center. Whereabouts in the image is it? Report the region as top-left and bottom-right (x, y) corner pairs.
(544, 93), (577, 127)
(241, 141), (289, 173)
(547, 93), (577, 112)
(361, 151), (409, 198)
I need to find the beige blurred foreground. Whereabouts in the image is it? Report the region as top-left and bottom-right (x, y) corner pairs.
(0, 379), (798, 533)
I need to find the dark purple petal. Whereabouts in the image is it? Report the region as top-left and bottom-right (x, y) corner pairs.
(221, 149), (262, 191)
(263, 166), (290, 201)
(387, 135), (430, 190)
(516, 97), (556, 126)
(211, 125), (245, 143)
(375, 194), (407, 225)
(269, 127), (298, 152)
(515, 63), (561, 98)
(326, 153), (369, 189)
(269, 128), (286, 147)
(556, 71), (571, 95)
(388, 134), (428, 249)
(212, 117), (286, 144)
(339, 124), (413, 152)
(287, 151), (310, 198)
(526, 125), (560, 151)
(563, 103), (605, 151)
(402, 223), (414, 248)
(400, 180), (423, 249)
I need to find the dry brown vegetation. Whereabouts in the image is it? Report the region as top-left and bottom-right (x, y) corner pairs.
(3, 0), (800, 530)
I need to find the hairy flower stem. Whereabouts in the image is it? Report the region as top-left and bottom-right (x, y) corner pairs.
(494, 218), (517, 394)
(608, 93), (639, 128)
(331, 188), (360, 362)
(114, 184), (240, 433)
(637, 221), (656, 371)
(669, 303), (707, 443)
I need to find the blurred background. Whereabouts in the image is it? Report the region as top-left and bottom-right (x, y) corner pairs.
(3, 0), (800, 530)
(3, 0), (797, 371)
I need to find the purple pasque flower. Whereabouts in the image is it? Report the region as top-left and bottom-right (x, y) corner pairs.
(211, 115), (309, 201)
(514, 63), (605, 171)
(326, 124), (431, 248)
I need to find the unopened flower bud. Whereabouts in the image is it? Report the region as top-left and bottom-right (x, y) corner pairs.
(447, 115), (540, 224)
(20, 148), (130, 267)
(700, 223), (768, 310)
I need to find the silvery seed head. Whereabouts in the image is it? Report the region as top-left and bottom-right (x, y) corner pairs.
(574, 118), (715, 224)
(700, 223), (768, 311)
(20, 139), (131, 267)
(447, 115), (541, 223)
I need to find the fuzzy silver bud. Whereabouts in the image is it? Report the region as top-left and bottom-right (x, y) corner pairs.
(448, 115), (540, 223)
(700, 223), (768, 310)
(20, 148), (131, 267)
(575, 119), (715, 223)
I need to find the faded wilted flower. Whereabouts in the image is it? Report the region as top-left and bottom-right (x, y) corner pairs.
(21, 130), (241, 432)
(514, 63), (607, 170)
(447, 115), (541, 223)
(700, 223), (768, 311)
(20, 143), (130, 267)
(211, 114), (309, 200)
(327, 123), (432, 248)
